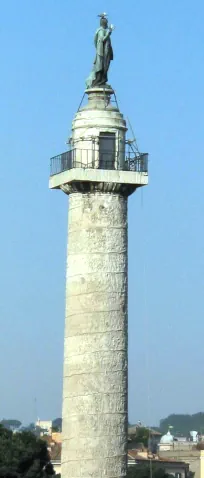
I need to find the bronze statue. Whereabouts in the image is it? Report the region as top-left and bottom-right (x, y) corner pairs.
(86, 14), (114, 89)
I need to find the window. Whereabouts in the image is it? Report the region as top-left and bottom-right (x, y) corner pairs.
(99, 133), (115, 170)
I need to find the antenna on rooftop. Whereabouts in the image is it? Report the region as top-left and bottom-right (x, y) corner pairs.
(34, 397), (38, 422)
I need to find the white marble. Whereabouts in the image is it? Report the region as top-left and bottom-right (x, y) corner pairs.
(61, 192), (128, 478)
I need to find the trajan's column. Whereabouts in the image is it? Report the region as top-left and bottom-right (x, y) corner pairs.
(49, 14), (148, 478)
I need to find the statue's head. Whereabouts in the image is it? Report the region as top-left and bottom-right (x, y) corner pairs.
(100, 17), (108, 28)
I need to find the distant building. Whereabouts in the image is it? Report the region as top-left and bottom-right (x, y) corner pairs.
(190, 431), (199, 443)
(40, 433), (61, 474)
(50, 444), (61, 475)
(128, 425), (162, 451)
(128, 451), (189, 478)
(35, 419), (52, 436)
(175, 437), (187, 443)
(159, 443), (204, 478)
(50, 448), (189, 478)
(159, 430), (174, 451)
(51, 432), (62, 444)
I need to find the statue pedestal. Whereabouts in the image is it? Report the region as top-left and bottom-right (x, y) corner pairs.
(84, 86), (115, 109)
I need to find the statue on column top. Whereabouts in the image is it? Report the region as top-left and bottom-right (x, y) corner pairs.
(86, 13), (114, 89)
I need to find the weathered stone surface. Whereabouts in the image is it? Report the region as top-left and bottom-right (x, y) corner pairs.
(62, 191), (128, 478)
(62, 456), (127, 478)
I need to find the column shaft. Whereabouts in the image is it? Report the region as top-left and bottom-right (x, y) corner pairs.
(62, 192), (128, 478)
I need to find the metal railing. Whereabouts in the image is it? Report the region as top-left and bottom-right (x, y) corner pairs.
(50, 149), (148, 176)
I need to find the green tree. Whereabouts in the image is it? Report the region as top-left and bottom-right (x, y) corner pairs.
(133, 427), (150, 448)
(52, 419), (62, 432)
(1, 420), (22, 430)
(160, 413), (204, 436)
(0, 425), (54, 477)
(127, 463), (171, 478)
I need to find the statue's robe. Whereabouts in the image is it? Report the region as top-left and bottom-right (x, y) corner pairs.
(86, 27), (113, 88)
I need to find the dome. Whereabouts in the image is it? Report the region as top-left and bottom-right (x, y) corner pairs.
(160, 430), (174, 444)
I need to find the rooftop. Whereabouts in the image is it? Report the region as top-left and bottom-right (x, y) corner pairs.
(50, 444), (61, 461)
(128, 451), (189, 466)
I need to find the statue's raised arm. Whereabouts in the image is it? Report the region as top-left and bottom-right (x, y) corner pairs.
(86, 14), (114, 89)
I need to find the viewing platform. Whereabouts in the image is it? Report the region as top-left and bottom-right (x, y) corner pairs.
(50, 148), (148, 176)
(49, 148), (148, 195)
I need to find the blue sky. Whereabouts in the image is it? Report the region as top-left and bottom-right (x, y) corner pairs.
(0, 0), (204, 427)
